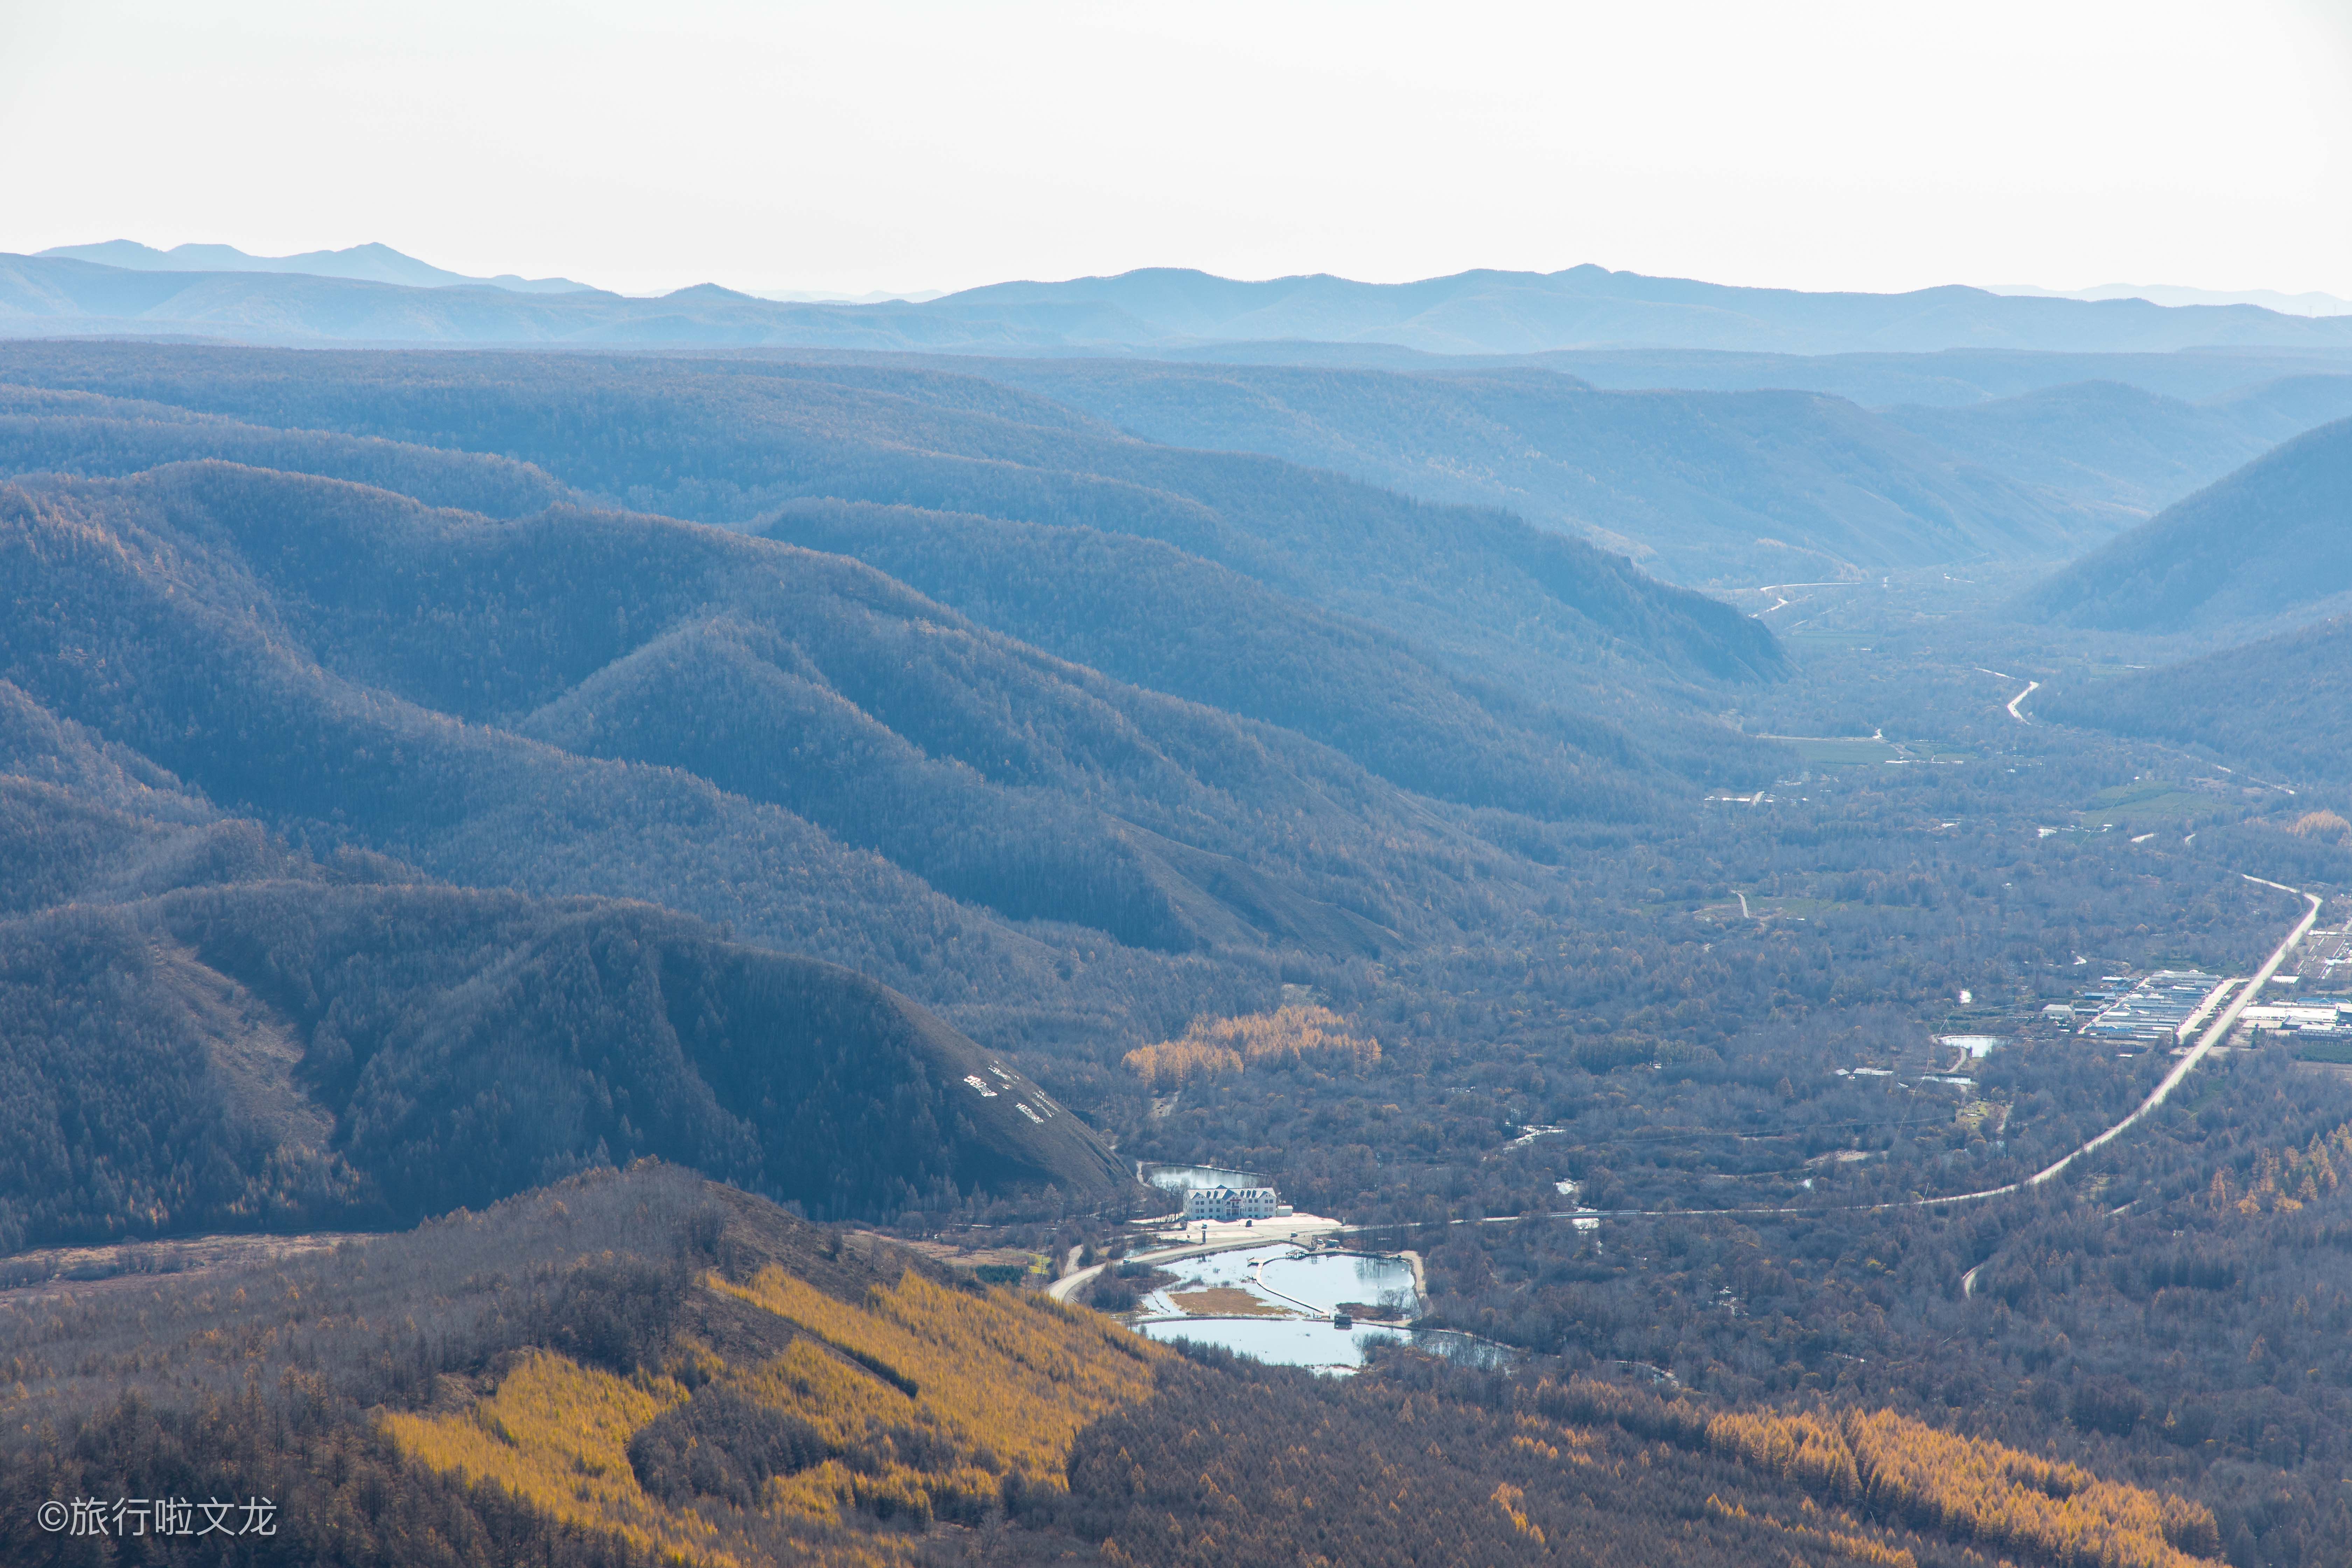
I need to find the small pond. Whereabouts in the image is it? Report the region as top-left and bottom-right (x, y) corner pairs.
(1134, 1244), (1294, 1316)
(1137, 1316), (1514, 1374)
(1258, 1251), (1418, 1318)
(1137, 1315), (1404, 1371)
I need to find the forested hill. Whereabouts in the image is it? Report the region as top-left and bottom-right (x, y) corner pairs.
(0, 868), (1133, 1243)
(936, 358), (2100, 584)
(1, 698), (1141, 1241)
(4, 462), (1538, 978)
(2009, 415), (2352, 633)
(0, 1162), (2235, 1568)
(0, 344), (1802, 1248)
(0, 380), (574, 514)
(2038, 615), (2352, 790)
(0, 341), (1787, 715)
(756, 498), (1680, 809)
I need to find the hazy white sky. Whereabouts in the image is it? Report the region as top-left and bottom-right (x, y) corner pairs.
(5, 0), (2350, 298)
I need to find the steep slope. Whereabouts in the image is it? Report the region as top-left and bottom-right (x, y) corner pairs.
(955, 358), (2096, 582)
(0, 341), (1787, 728)
(757, 499), (1668, 818)
(0, 724), (1137, 1244)
(2010, 416), (2352, 632)
(0, 1166), (1178, 1566)
(2037, 616), (2352, 789)
(0, 879), (1130, 1242)
(0, 695), (1143, 1245)
(0, 464), (1475, 976)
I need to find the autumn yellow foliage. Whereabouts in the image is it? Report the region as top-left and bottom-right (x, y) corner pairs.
(1703, 1494), (1918, 1568)
(1534, 1378), (2220, 1568)
(1122, 1004), (1379, 1087)
(2203, 1122), (2345, 1216)
(720, 1266), (1164, 1487)
(1705, 1402), (2217, 1568)
(1839, 1407), (2218, 1568)
(383, 1351), (726, 1565)
(388, 1264), (1169, 1568)
(1491, 1481), (1546, 1543)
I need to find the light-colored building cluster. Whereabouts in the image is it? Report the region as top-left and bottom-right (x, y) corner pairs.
(2239, 999), (2352, 1038)
(1181, 1185), (1290, 1222)
(2072, 971), (2232, 1046)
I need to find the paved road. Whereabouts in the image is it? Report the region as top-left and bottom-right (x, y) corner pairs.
(1048, 1224), (1349, 1303)
(1047, 1259), (1103, 1303)
(1052, 884), (2321, 1302)
(2007, 680), (2040, 723)
(1533, 881), (2324, 1223)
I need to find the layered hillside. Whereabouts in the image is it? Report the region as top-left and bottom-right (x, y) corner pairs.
(2010, 416), (2352, 633)
(0, 340), (1786, 735)
(1887, 377), (2352, 520)
(0, 464), (1499, 986)
(0, 382), (574, 514)
(758, 499), (1664, 815)
(954, 358), (2101, 582)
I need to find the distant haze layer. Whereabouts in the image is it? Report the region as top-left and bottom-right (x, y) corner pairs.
(12, 251), (2352, 361)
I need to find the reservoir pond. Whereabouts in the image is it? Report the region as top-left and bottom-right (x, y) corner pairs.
(1259, 1251), (1418, 1317)
(1137, 1316), (1514, 1375)
(1129, 1243), (1506, 1373)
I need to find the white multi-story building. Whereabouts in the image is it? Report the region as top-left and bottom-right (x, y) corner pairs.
(1182, 1185), (1286, 1222)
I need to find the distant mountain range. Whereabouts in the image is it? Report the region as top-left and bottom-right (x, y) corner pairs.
(12, 251), (2352, 358)
(1987, 282), (2352, 317)
(940, 267), (2352, 357)
(35, 239), (594, 294)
